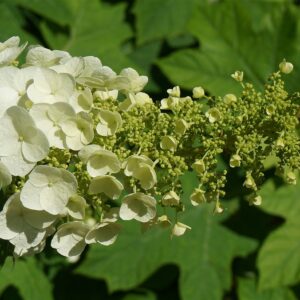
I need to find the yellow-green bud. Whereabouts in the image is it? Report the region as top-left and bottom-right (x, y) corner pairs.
(192, 86), (205, 99)
(229, 154), (241, 168)
(223, 93), (237, 105)
(279, 59), (293, 74)
(286, 171), (297, 185)
(231, 71), (244, 82)
(244, 174), (257, 190)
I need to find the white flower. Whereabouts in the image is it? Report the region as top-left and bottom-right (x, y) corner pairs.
(205, 108), (221, 123)
(172, 222), (191, 237)
(27, 68), (75, 104)
(231, 71), (244, 82)
(161, 191), (180, 206)
(160, 96), (179, 110)
(89, 175), (123, 199)
(51, 221), (89, 258)
(30, 102), (76, 149)
(192, 159), (205, 173)
(160, 136), (178, 151)
(85, 222), (121, 246)
(0, 193), (55, 255)
(79, 145), (121, 177)
(167, 86), (180, 97)
(0, 106), (49, 176)
(119, 192), (156, 223)
(60, 112), (94, 151)
(0, 66), (36, 116)
(174, 119), (189, 135)
(70, 87), (93, 113)
(25, 46), (71, 67)
(0, 162), (12, 189)
(64, 195), (87, 220)
(102, 207), (119, 223)
(79, 64), (116, 89)
(119, 92), (152, 111)
(20, 165), (78, 215)
(123, 155), (153, 176)
(190, 189), (206, 206)
(78, 144), (102, 162)
(51, 57), (85, 78)
(110, 68), (148, 93)
(0, 36), (27, 66)
(94, 89), (118, 101)
(123, 155), (157, 190)
(96, 109), (122, 136)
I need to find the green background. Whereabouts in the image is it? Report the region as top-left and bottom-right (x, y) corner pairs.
(1, 0), (300, 299)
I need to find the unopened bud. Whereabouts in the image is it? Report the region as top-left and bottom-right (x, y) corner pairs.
(279, 59), (293, 74)
(244, 174), (257, 190)
(192, 86), (205, 98)
(229, 154), (241, 168)
(231, 71), (243, 82)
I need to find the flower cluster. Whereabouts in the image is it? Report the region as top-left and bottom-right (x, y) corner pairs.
(0, 37), (299, 258)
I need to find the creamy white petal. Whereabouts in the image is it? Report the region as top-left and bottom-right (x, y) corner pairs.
(85, 222), (120, 245)
(89, 175), (123, 199)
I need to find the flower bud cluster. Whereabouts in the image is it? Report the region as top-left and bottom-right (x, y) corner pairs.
(0, 38), (299, 258)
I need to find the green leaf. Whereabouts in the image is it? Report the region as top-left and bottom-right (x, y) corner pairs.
(0, 2), (37, 43)
(0, 257), (53, 300)
(17, 0), (133, 72)
(259, 179), (300, 220)
(77, 176), (257, 300)
(13, 0), (73, 26)
(157, 1), (300, 95)
(257, 219), (300, 290)
(238, 277), (297, 300)
(133, 0), (196, 45)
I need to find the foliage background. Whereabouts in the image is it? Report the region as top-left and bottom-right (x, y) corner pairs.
(0, 0), (300, 299)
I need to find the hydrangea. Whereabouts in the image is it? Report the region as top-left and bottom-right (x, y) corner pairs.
(0, 36), (26, 66)
(20, 165), (78, 215)
(0, 36), (299, 259)
(0, 193), (56, 255)
(0, 106), (49, 176)
(119, 192), (157, 223)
